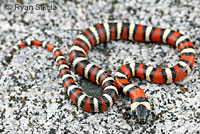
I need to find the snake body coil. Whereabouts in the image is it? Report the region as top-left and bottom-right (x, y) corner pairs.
(69, 22), (195, 123)
(3, 22), (195, 124)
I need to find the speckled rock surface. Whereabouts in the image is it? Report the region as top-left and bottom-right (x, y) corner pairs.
(0, 0), (200, 133)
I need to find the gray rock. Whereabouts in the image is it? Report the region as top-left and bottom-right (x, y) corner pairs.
(0, 0), (200, 133)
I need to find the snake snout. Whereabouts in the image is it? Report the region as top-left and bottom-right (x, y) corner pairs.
(137, 115), (147, 124)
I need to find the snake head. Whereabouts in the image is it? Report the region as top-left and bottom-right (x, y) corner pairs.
(131, 101), (150, 124)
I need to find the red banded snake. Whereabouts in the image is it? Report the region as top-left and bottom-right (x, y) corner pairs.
(2, 22), (195, 124)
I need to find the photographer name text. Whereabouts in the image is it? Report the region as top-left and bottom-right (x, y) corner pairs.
(5, 3), (57, 11)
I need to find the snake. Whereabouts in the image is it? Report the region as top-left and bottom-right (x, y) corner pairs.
(2, 22), (195, 124)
